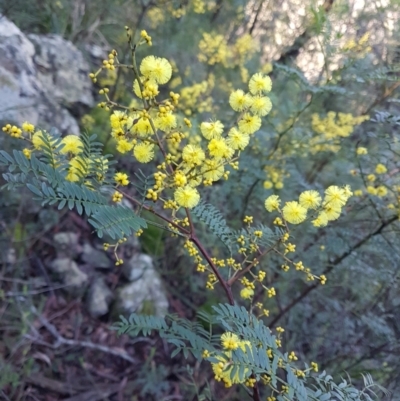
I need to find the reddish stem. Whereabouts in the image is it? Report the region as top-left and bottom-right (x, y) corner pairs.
(120, 191), (190, 235)
(190, 234), (234, 305)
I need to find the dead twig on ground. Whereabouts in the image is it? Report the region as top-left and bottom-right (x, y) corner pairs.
(27, 306), (138, 364)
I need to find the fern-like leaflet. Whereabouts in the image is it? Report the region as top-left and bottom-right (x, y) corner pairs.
(113, 313), (215, 359)
(191, 201), (233, 251)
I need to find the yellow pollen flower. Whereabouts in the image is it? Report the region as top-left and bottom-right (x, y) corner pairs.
(356, 147), (368, 155)
(238, 113), (261, 134)
(115, 172), (129, 186)
(324, 186), (347, 208)
(182, 144), (205, 166)
(116, 139), (134, 154)
(299, 190), (322, 210)
(250, 96), (272, 116)
(240, 287), (254, 299)
(140, 56), (172, 84)
(323, 204), (342, 221)
(132, 117), (153, 137)
(376, 185), (387, 197)
(201, 120), (224, 140)
(282, 201), (307, 224)
(221, 332), (240, 350)
(173, 171), (187, 187)
(174, 186), (200, 208)
(264, 195), (281, 212)
(134, 143), (155, 163)
(60, 135), (83, 155)
(32, 131), (48, 150)
(375, 163), (387, 174)
(229, 89), (252, 112)
(155, 113), (177, 132)
(248, 73), (272, 95)
(226, 127), (250, 150)
(22, 121), (35, 133)
(312, 212), (329, 227)
(208, 138), (233, 159)
(201, 160), (224, 181)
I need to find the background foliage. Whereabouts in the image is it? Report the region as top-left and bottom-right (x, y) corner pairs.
(1, 0), (400, 400)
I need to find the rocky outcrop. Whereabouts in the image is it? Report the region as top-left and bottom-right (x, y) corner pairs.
(115, 253), (169, 317)
(46, 229), (168, 318)
(0, 15), (93, 134)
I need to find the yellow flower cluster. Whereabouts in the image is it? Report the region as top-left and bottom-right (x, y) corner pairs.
(2, 120), (113, 188)
(265, 186), (352, 226)
(310, 112), (369, 153)
(198, 31), (258, 76)
(263, 166), (287, 189)
(104, 43), (271, 210)
(342, 32), (371, 55)
(206, 332), (252, 387)
(3, 122), (28, 138)
(179, 78), (214, 115)
(198, 32), (231, 66)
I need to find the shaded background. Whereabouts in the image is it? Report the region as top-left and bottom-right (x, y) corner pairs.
(1, 0), (400, 400)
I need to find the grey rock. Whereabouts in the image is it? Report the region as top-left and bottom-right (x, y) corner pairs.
(116, 254), (168, 317)
(84, 43), (106, 65)
(82, 243), (112, 269)
(28, 34), (93, 111)
(53, 232), (80, 259)
(122, 253), (153, 282)
(50, 257), (88, 292)
(87, 277), (113, 318)
(0, 15), (93, 134)
(6, 248), (16, 265)
(54, 232), (79, 247)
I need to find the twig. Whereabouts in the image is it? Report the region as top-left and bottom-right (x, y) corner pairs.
(29, 307), (137, 364)
(227, 246), (276, 286)
(268, 214), (398, 327)
(252, 381), (261, 401)
(190, 234), (234, 305)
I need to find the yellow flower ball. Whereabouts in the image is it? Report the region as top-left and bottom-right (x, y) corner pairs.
(238, 113), (261, 135)
(174, 185), (200, 208)
(201, 120), (224, 140)
(250, 96), (272, 116)
(375, 163), (387, 174)
(208, 138), (233, 159)
(324, 186), (347, 208)
(22, 121), (35, 133)
(155, 113), (177, 132)
(226, 127), (250, 150)
(115, 172), (129, 186)
(132, 117), (153, 137)
(221, 332), (240, 350)
(264, 195), (281, 212)
(312, 212), (329, 227)
(182, 144), (205, 166)
(299, 190), (321, 210)
(282, 201), (307, 224)
(116, 139), (134, 154)
(240, 287), (254, 299)
(134, 142), (155, 163)
(323, 204), (342, 221)
(229, 89), (252, 112)
(356, 147), (368, 155)
(140, 56), (172, 84)
(248, 73), (272, 95)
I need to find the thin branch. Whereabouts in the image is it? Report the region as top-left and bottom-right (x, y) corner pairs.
(252, 381), (261, 401)
(190, 234), (234, 305)
(227, 246), (276, 286)
(120, 191), (190, 235)
(29, 307), (137, 364)
(268, 215), (398, 327)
